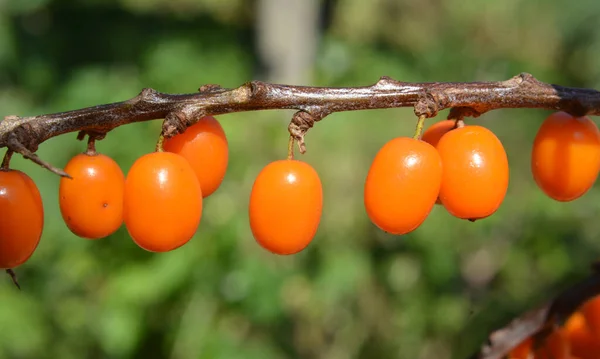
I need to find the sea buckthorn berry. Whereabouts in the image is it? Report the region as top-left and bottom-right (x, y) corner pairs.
(364, 137), (442, 235)
(59, 153), (125, 239)
(163, 115), (228, 198)
(581, 295), (600, 338)
(249, 159), (322, 255)
(123, 152), (202, 252)
(564, 311), (600, 359)
(422, 119), (457, 147)
(531, 111), (600, 202)
(436, 125), (509, 221)
(534, 329), (571, 359)
(508, 337), (532, 359)
(422, 119), (458, 205)
(0, 169), (44, 269)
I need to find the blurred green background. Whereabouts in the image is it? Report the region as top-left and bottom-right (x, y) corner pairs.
(1, 0), (600, 358)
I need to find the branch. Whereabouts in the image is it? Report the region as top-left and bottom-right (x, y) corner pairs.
(3, 72), (600, 355)
(472, 262), (600, 359)
(2, 73), (600, 174)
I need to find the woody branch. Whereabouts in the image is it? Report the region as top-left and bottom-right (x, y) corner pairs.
(3, 72), (600, 359)
(2, 72), (600, 176)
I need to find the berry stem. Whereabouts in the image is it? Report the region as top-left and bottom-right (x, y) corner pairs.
(287, 135), (295, 160)
(6, 269), (20, 290)
(156, 135), (165, 152)
(1, 150), (13, 170)
(85, 136), (97, 156)
(413, 115), (427, 140)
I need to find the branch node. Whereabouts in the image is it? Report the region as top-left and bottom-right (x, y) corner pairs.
(414, 91), (446, 118)
(375, 76), (400, 89)
(7, 133), (71, 178)
(162, 112), (189, 139)
(139, 88), (158, 101)
(198, 84), (223, 93)
(288, 110), (327, 154)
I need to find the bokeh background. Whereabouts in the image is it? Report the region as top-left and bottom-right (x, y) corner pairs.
(1, 0), (600, 358)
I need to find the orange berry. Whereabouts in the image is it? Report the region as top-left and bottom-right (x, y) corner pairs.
(534, 329), (570, 359)
(0, 169), (44, 269)
(59, 153), (125, 239)
(123, 152), (202, 252)
(531, 111), (600, 202)
(163, 115), (228, 198)
(509, 337), (532, 359)
(564, 311), (600, 359)
(436, 125), (509, 220)
(581, 295), (600, 338)
(249, 159), (322, 255)
(422, 119), (458, 205)
(364, 137), (442, 234)
(422, 119), (457, 147)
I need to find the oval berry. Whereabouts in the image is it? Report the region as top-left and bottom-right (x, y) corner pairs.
(422, 120), (457, 205)
(163, 116), (228, 198)
(581, 296), (600, 337)
(364, 137), (442, 235)
(0, 169), (44, 269)
(531, 111), (600, 202)
(422, 119), (457, 148)
(123, 152), (202, 252)
(436, 125), (509, 220)
(249, 159), (322, 255)
(59, 153), (125, 239)
(565, 311), (600, 358)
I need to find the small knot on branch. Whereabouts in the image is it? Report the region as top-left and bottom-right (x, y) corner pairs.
(288, 110), (327, 154)
(414, 91), (447, 118)
(198, 84), (227, 94)
(162, 112), (190, 139)
(375, 76), (401, 89)
(126, 88), (159, 107)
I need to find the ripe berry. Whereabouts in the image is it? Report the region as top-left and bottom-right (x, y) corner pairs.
(0, 169), (44, 269)
(163, 116), (228, 198)
(422, 119), (458, 205)
(59, 153), (125, 239)
(436, 125), (509, 220)
(364, 137), (442, 234)
(123, 152), (202, 252)
(249, 159), (322, 255)
(531, 111), (600, 202)
(564, 311), (600, 358)
(422, 119), (457, 147)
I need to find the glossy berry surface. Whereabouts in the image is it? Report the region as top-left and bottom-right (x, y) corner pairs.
(531, 111), (600, 202)
(0, 169), (44, 269)
(364, 137), (442, 235)
(249, 159), (323, 255)
(59, 153), (125, 239)
(163, 115), (229, 198)
(123, 152), (202, 252)
(436, 125), (509, 220)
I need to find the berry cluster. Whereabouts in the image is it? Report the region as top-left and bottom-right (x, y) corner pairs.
(367, 110), (600, 235)
(509, 295), (600, 359)
(0, 111), (599, 272)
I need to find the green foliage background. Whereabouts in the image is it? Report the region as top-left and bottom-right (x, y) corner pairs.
(1, 1), (600, 358)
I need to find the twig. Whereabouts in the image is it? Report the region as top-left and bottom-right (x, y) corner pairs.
(1, 73), (599, 172)
(471, 262), (600, 359)
(5, 269), (21, 290)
